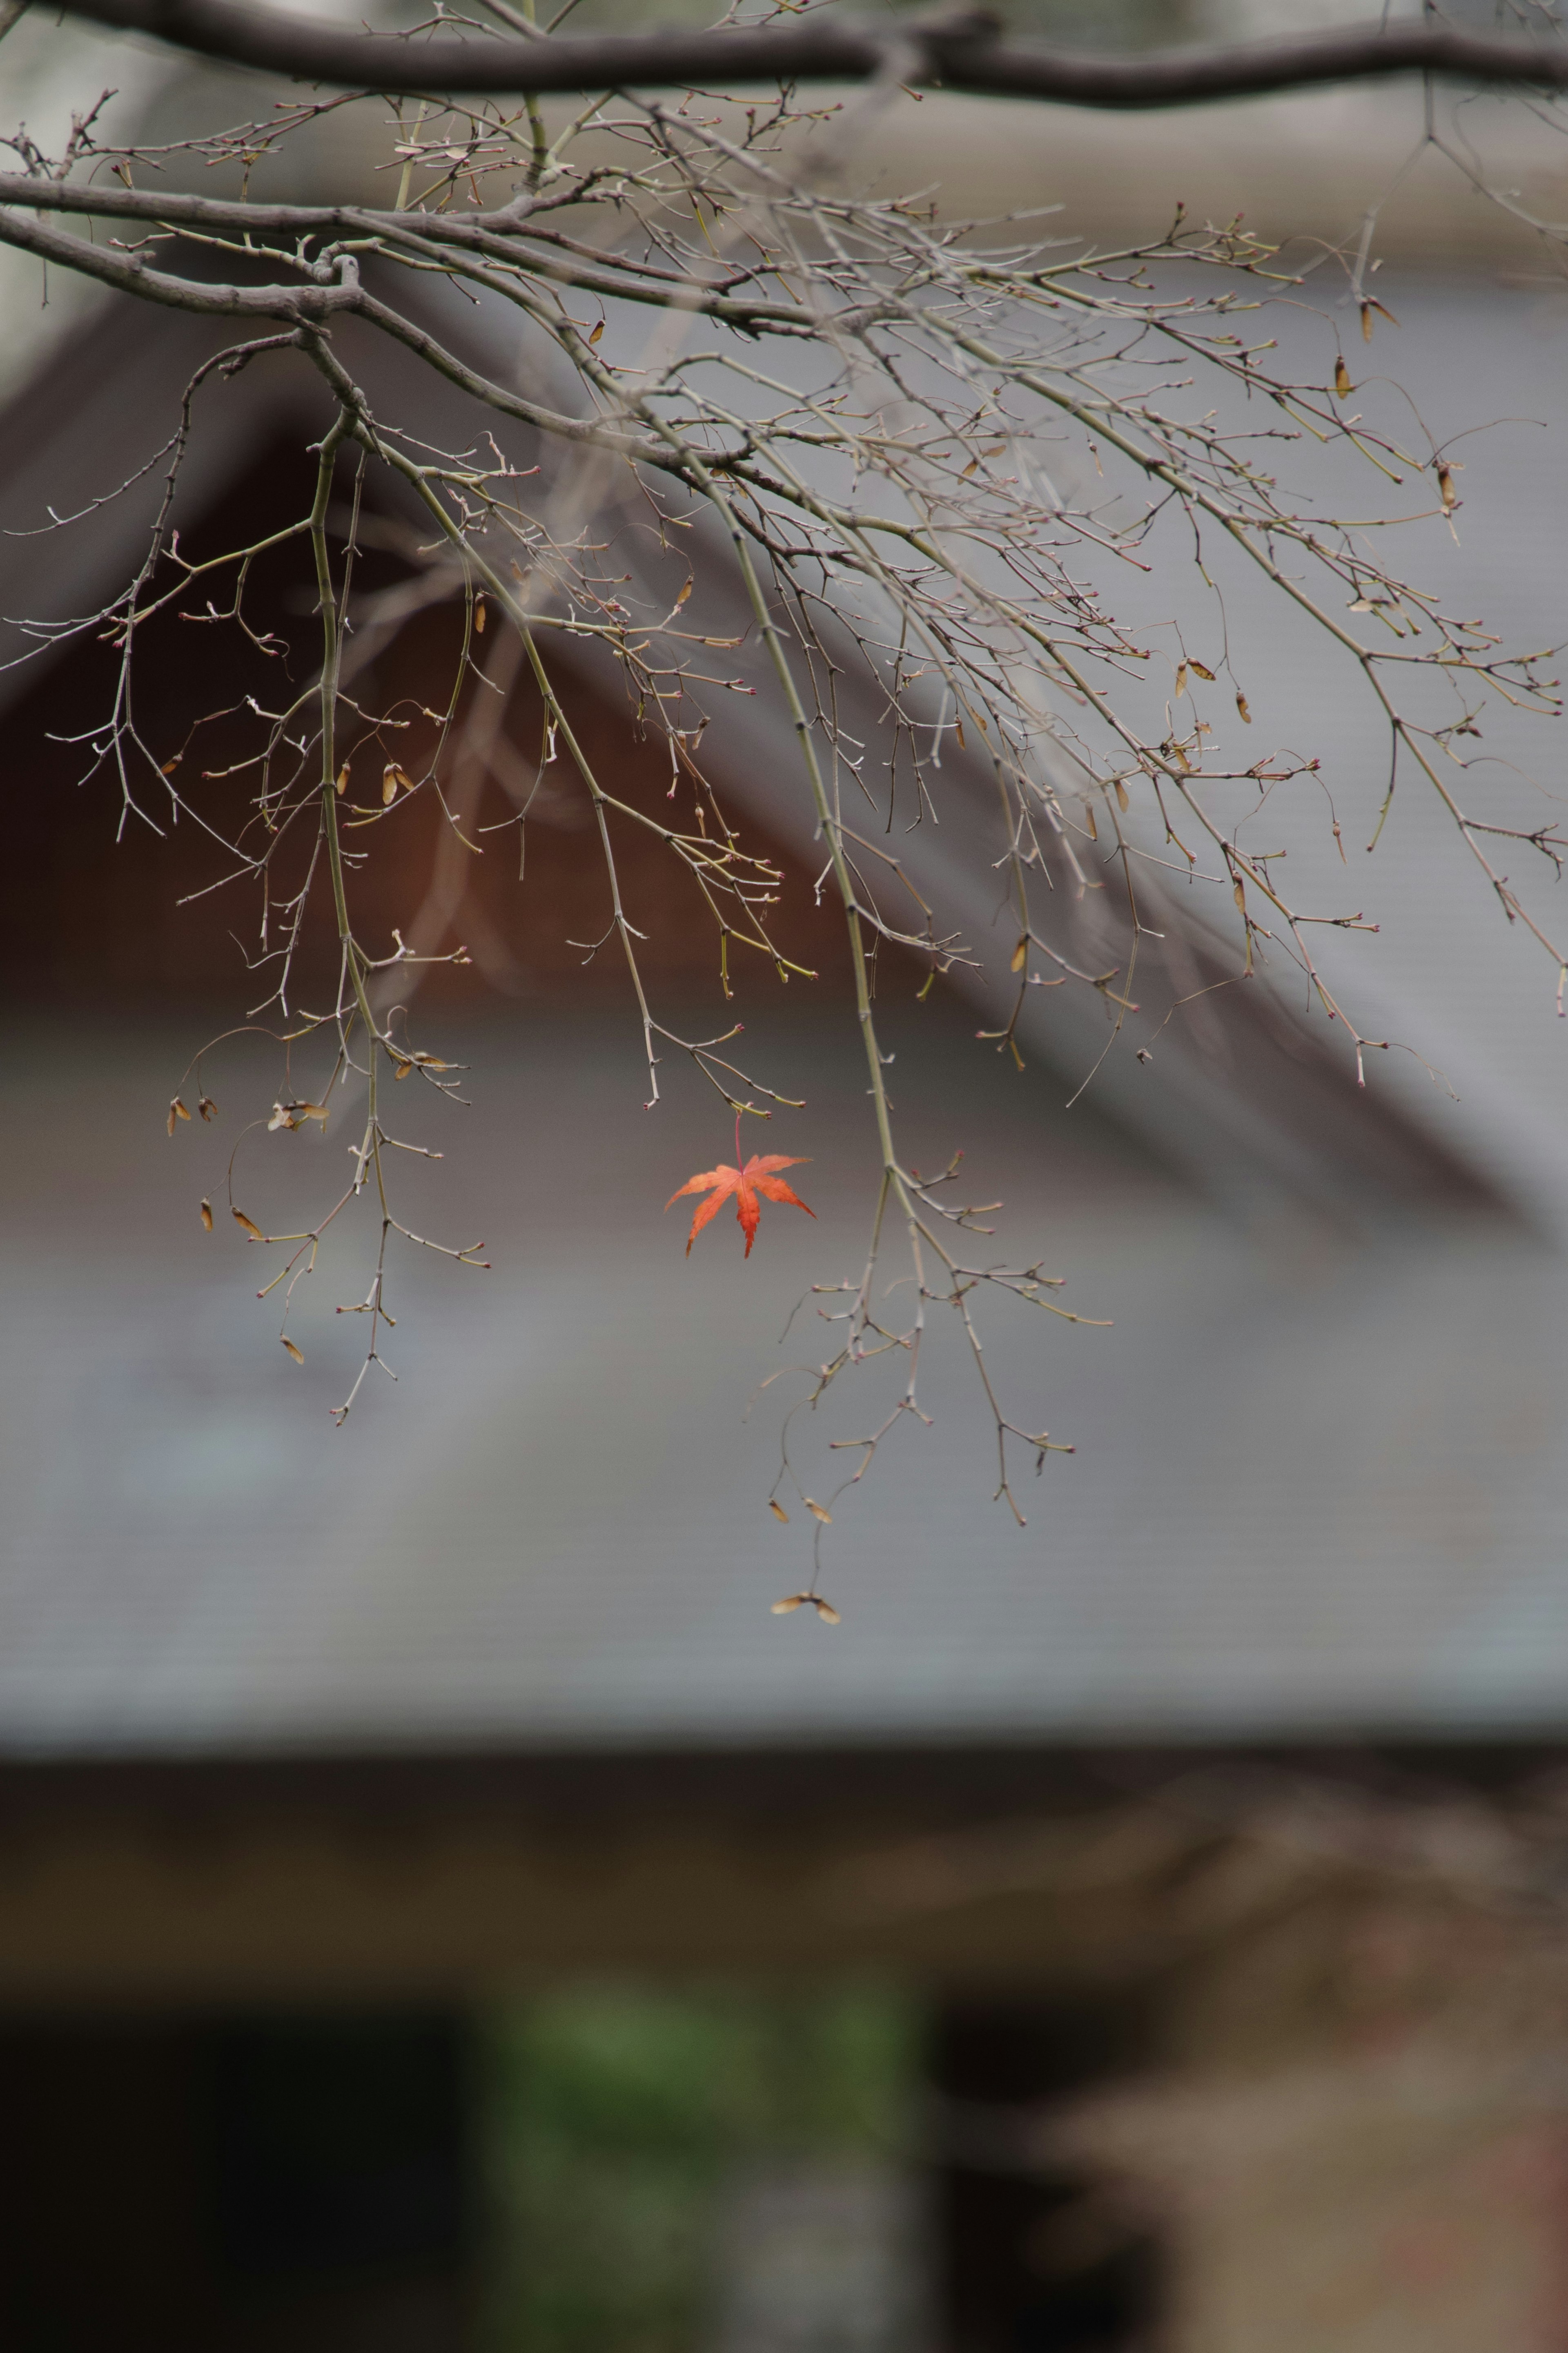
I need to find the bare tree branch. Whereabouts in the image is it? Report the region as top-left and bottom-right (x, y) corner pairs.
(11, 2), (1566, 1547)
(40, 0), (1568, 109)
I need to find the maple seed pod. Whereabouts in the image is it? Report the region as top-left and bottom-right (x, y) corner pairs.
(167, 1097), (191, 1134)
(198, 1095), (218, 1122)
(1189, 660), (1216, 681)
(281, 1336), (305, 1366)
(232, 1208), (264, 1240)
(806, 1500), (832, 1525)
(1233, 879), (1247, 914)
(1437, 464), (1457, 511)
(1236, 692), (1252, 724)
(772, 1592), (840, 1624)
(1334, 356), (1352, 398)
(1114, 779), (1129, 812)
(1011, 937), (1028, 975)
(199, 1198), (214, 1232)
(474, 597), (486, 634)
(769, 1500), (789, 1523)
(336, 764), (350, 796)
(1174, 663), (1187, 698)
(1085, 805), (1098, 842)
(382, 765), (399, 806)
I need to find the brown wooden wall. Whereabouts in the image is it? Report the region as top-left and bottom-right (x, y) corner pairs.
(0, 444), (860, 1015)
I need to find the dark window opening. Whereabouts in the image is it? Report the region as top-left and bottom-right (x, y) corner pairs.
(0, 2009), (472, 2353)
(931, 1997), (1163, 2353)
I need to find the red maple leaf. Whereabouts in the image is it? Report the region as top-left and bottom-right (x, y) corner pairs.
(667, 1125), (815, 1259)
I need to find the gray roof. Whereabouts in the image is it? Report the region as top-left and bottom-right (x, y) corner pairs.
(4, 1007), (1566, 1756)
(4, 267), (1568, 1755)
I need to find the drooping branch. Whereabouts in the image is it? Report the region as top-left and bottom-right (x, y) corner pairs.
(15, 22), (1564, 1516)
(41, 0), (1568, 108)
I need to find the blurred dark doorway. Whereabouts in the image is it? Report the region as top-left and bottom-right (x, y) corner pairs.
(931, 1998), (1162, 2353)
(0, 2008), (472, 2353)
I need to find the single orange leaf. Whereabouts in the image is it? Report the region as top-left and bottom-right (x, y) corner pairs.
(666, 1151), (814, 1259)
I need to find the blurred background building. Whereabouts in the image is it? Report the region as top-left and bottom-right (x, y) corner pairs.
(4, 2), (1568, 2349)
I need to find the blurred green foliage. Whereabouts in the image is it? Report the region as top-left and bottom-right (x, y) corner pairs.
(479, 1982), (920, 2353)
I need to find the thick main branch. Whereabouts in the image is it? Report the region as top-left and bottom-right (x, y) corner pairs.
(44, 1), (1568, 107)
